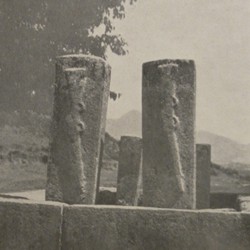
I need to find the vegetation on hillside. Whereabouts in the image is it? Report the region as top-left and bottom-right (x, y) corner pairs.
(0, 111), (250, 193)
(211, 163), (250, 194)
(0, 112), (120, 191)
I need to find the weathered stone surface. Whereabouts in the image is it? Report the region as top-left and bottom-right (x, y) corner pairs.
(62, 205), (250, 250)
(96, 190), (116, 205)
(116, 136), (142, 206)
(0, 198), (63, 250)
(237, 195), (250, 212)
(196, 144), (211, 209)
(142, 59), (196, 209)
(46, 55), (111, 204)
(210, 193), (238, 209)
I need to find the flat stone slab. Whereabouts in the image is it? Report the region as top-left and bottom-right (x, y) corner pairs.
(0, 198), (63, 250)
(1, 198), (249, 250)
(2, 189), (45, 201)
(62, 205), (250, 250)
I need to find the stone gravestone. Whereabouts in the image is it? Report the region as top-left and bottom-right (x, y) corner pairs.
(116, 136), (142, 206)
(142, 59), (196, 209)
(196, 144), (211, 209)
(46, 55), (111, 204)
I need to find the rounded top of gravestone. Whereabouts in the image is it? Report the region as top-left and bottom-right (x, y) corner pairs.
(56, 54), (111, 70)
(57, 54), (106, 63)
(196, 144), (211, 148)
(142, 58), (195, 80)
(143, 58), (195, 68)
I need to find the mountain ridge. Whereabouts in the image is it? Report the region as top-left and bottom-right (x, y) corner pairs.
(106, 110), (250, 165)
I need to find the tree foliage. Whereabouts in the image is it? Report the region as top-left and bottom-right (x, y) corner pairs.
(0, 0), (136, 114)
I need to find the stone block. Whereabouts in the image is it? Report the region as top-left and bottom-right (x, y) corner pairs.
(196, 144), (211, 209)
(142, 59), (196, 208)
(62, 205), (250, 250)
(46, 55), (111, 204)
(116, 136), (142, 206)
(0, 198), (63, 250)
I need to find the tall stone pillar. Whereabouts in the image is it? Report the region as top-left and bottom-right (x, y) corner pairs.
(196, 144), (211, 209)
(46, 55), (111, 204)
(116, 136), (142, 206)
(142, 59), (196, 209)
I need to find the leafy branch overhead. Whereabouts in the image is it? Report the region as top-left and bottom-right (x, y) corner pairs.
(110, 91), (122, 101)
(0, 0), (137, 113)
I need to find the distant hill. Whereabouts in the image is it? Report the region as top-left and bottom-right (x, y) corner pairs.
(197, 130), (250, 165)
(106, 110), (250, 165)
(2, 110), (249, 165)
(103, 133), (119, 161)
(0, 111), (120, 192)
(106, 110), (142, 139)
(210, 162), (250, 193)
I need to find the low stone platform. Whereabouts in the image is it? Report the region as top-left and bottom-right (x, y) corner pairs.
(0, 198), (250, 250)
(0, 198), (63, 250)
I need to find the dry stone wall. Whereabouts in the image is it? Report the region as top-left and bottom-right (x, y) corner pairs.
(1, 198), (250, 250)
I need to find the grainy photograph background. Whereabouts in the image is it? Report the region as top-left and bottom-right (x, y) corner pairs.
(0, 1), (250, 249)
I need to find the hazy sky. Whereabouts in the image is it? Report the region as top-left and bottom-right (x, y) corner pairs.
(106, 0), (250, 144)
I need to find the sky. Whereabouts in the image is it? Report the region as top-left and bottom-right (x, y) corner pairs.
(105, 0), (250, 144)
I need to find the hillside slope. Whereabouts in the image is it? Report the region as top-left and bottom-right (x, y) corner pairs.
(106, 110), (141, 139)
(0, 111), (250, 194)
(0, 119), (119, 192)
(197, 130), (250, 164)
(106, 110), (250, 165)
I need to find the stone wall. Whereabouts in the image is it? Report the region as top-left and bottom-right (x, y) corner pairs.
(0, 198), (250, 250)
(0, 198), (62, 250)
